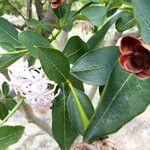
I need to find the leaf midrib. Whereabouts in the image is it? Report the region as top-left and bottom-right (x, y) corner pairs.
(136, 6), (150, 32)
(0, 54), (22, 71)
(0, 128), (23, 142)
(40, 50), (67, 81)
(87, 74), (132, 140)
(62, 85), (67, 150)
(71, 64), (106, 73)
(0, 26), (20, 44)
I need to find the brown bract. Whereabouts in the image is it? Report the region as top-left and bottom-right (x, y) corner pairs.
(119, 36), (150, 79)
(49, 0), (65, 8)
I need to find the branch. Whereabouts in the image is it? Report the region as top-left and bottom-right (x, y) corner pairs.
(26, 0), (33, 19)
(35, 0), (44, 20)
(7, 0), (26, 20)
(13, 23), (27, 31)
(42, 6), (58, 38)
(88, 86), (98, 100)
(23, 104), (53, 136)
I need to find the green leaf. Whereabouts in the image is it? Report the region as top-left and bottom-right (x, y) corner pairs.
(0, 17), (22, 48)
(116, 12), (136, 32)
(87, 12), (123, 49)
(53, 4), (67, 18)
(2, 82), (9, 96)
(0, 42), (15, 52)
(2, 99), (17, 111)
(71, 46), (120, 85)
(132, 0), (150, 43)
(0, 103), (8, 120)
(83, 63), (150, 142)
(52, 84), (78, 150)
(38, 47), (70, 83)
(63, 36), (89, 64)
(90, 0), (99, 3)
(81, 6), (106, 26)
(18, 31), (51, 58)
(0, 54), (23, 72)
(69, 74), (84, 92)
(64, 11), (75, 32)
(124, 0), (131, 5)
(107, 0), (123, 11)
(0, 126), (24, 150)
(67, 88), (94, 134)
(27, 19), (51, 31)
(26, 18), (40, 27)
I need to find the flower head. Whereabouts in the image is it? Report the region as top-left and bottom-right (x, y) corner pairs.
(8, 60), (60, 113)
(49, 0), (65, 9)
(119, 36), (150, 79)
(82, 22), (94, 35)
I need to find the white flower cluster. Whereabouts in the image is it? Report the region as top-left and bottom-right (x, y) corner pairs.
(8, 60), (60, 113)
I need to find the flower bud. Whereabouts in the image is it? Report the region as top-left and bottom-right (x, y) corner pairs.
(119, 36), (150, 79)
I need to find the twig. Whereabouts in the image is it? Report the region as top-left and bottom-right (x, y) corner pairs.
(26, 0), (32, 19)
(0, 98), (24, 127)
(56, 31), (68, 50)
(0, 50), (29, 56)
(23, 104), (52, 136)
(13, 23), (27, 31)
(7, 0), (26, 20)
(88, 86), (98, 100)
(35, 0), (44, 20)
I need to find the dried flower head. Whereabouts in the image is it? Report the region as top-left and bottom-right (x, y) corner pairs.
(8, 60), (60, 113)
(82, 22), (94, 35)
(119, 36), (150, 79)
(49, 0), (65, 9)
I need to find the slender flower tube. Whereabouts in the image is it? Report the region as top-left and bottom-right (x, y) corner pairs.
(8, 60), (60, 113)
(49, 0), (65, 9)
(119, 36), (150, 79)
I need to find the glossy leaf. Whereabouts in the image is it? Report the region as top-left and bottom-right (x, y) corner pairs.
(26, 18), (40, 27)
(71, 46), (120, 85)
(69, 74), (84, 92)
(38, 47), (70, 83)
(0, 42), (15, 52)
(2, 99), (17, 111)
(90, 0), (99, 3)
(0, 103), (8, 120)
(132, 0), (150, 43)
(64, 11), (75, 32)
(81, 6), (106, 26)
(0, 54), (23, 72)
(84, 63), (150, 142)
(52, 84), (78, 150)
(67, 88), (94, 134)
(0, 126), (25, 150)
(87, 12), (123, 49)
(124, 0), (131, 5)
(116, 12), (136, 32)
(19, 31), (51, 58)
(0, 17), (22, 48)
(53, 4), (67, 18)
(107, 0), (123, 11)
(63, 36), (89, 64)
(2, 82), (9, 96)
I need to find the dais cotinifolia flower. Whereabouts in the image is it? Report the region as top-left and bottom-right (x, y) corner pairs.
(8, 60), (60, 113)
